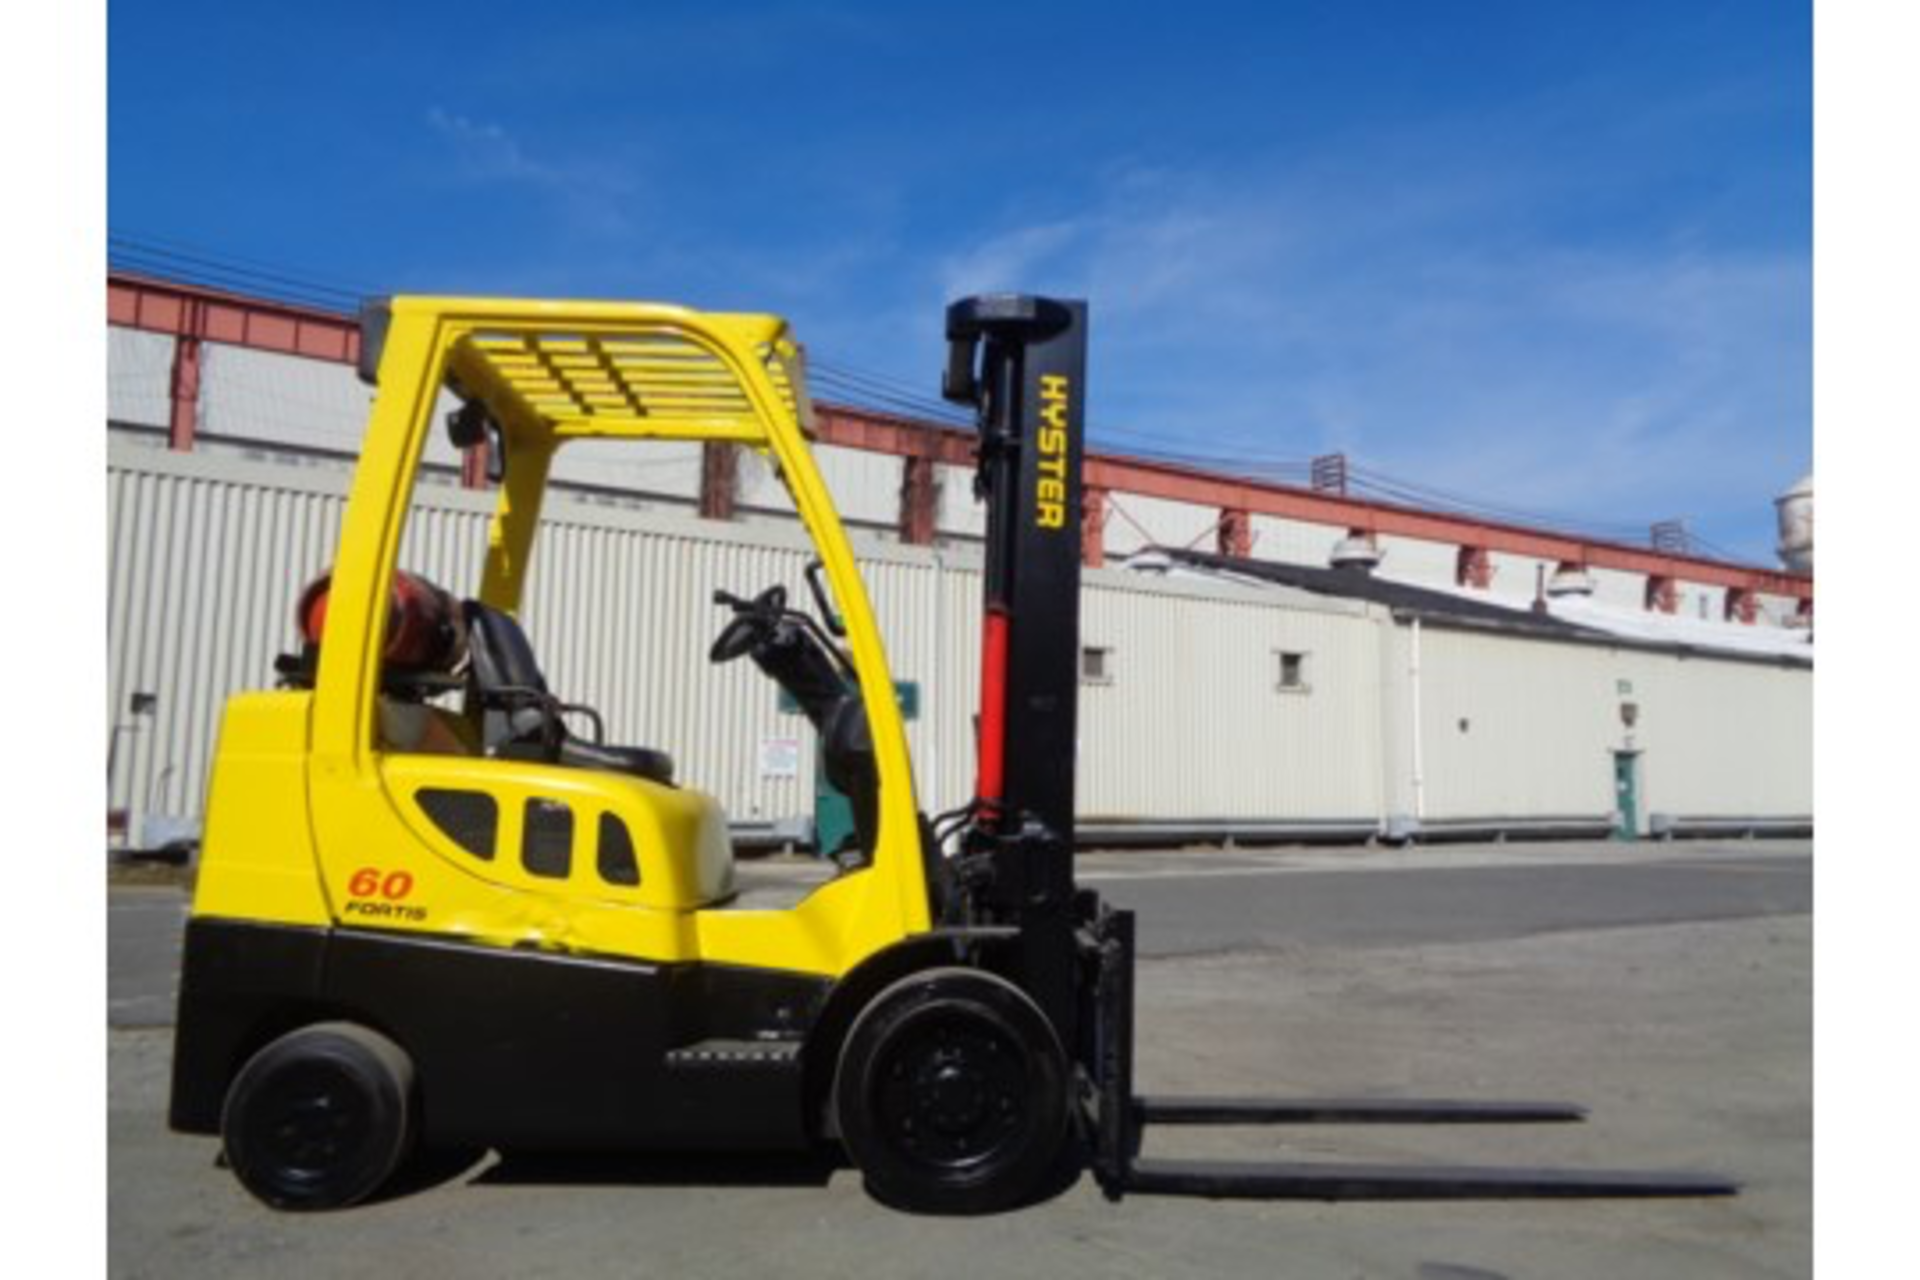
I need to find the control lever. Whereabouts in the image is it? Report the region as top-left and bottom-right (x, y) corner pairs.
(805, 560), (846, 638)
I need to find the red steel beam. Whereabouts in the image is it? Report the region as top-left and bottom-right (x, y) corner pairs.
(899, 454), (939, 545)
(110, 273), (361, 364)
(107, 272), (1812, 603)
(811, 403), (977, 466)
(1083, 487), (1109, 569)
(167, 331), (202, 451)
(699, 442), (739, 521)
(1218, 507), (1252, 559)
(1094, 456), (1812, 599)
(812, 406), (1811, 600)
(1456, 545), (1493, 589)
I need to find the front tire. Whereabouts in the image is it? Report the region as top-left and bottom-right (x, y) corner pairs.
(834, 968), (1071, 1214)
(220, 1021), (416, 1211)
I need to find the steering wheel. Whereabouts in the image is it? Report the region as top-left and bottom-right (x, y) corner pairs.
(709, 584), (788, 664)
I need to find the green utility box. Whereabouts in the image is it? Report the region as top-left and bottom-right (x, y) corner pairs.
(779, 681), (919, 856)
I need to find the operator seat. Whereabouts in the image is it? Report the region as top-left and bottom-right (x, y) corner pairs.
(462, 601), (675, 786)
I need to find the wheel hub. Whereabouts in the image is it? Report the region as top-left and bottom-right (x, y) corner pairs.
(922, 1052), (988, 1132)
(254, 1064), (371, 1178)
(878, 1021), (1028, 1167)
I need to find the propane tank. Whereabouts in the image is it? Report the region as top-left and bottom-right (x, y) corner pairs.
(297, 570), (466, 673)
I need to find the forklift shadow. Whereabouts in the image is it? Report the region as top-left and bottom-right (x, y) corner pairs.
(397, 1146), (1086, 1214)
(470, 1147), (851, 1192)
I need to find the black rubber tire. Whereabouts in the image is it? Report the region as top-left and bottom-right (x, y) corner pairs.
(220, 1021), (416, 1211)
(833, 967), (1070, 1215)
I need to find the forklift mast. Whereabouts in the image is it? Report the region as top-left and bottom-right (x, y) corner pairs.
(939, 294), (1736, 1206)
(942, 295), (1090, 1034)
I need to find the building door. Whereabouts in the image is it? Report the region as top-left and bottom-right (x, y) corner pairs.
(1612, 752), (1640, 841)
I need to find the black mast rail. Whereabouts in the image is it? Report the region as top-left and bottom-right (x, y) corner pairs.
(943, 294), (1090, 1043)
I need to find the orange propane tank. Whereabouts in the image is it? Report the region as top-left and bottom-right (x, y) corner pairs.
(297, 571), (466, 673)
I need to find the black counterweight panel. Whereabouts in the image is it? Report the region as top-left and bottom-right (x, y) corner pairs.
(169, 917), (834, 1152)
(169, 919), (329, 1133)
(322, 931), (830, 1150)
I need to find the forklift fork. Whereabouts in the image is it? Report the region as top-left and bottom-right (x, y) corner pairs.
(1086, 907), (1737, 1202)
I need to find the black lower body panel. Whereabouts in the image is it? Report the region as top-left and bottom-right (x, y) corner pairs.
(169, 919), (832, 1153)
(168, 919), (329, 1133)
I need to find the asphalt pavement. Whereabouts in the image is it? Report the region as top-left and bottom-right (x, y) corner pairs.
(108, 839), (1812, 1279)
(108, 839), (1811, 1028)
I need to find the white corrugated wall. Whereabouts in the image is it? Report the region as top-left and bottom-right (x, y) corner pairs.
(1392, 623), (1812, 827)
(107, 442), (1810, 842)
(1076, 578), (1384, 820)
(1412, 626), (1621, 820)
(108, 328), (175, 428)
(1616, 649), (1812, 819)
(105, 442), (1393, 834)
(107, 457), (347, 824)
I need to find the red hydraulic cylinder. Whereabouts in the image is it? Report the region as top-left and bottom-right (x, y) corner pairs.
(975, 606), (1011, 815)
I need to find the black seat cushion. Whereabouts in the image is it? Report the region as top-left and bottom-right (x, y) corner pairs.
(463, 600), (674, 786)
(559, 738), (675, 786)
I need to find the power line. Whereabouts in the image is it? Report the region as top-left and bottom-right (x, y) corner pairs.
(1346, 463), (1644, 533)
(806, 357), (967, 421)
(109, 229), (384, 300)
(1345, 465), (1651, 540)
(1684, 532), (1766, 568)
(806, 364), (974, 427)
(109, 235), (373, 312)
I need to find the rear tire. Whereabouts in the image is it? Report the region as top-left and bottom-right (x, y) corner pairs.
(220, 1021), (416, 1211)
(834, 968), (1071, 1214)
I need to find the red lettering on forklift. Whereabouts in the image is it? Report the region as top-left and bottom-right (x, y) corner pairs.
(347, 867), (415, 900)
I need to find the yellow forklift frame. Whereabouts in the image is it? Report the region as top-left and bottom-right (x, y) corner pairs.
(191, 297), (929, 975)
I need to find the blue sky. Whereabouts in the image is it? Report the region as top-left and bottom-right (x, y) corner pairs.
(109, 0), (1810, 560)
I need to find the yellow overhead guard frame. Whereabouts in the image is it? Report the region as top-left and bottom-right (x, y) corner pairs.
(191, 296), (930, 979)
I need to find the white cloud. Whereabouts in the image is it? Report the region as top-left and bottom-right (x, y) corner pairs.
(927, 160), (1809, 556)
(425, 107), (639, 236)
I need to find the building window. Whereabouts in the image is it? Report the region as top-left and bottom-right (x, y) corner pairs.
(1277, 651), (1310, 693)
(1081, 646), (1113, 685)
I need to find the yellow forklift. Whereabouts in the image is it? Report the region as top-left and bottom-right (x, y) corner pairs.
(169, 292), (1734, 1212)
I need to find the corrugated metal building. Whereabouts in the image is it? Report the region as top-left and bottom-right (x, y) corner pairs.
(105, 275), (1813, 849)
(107, 449), (1812, 847)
